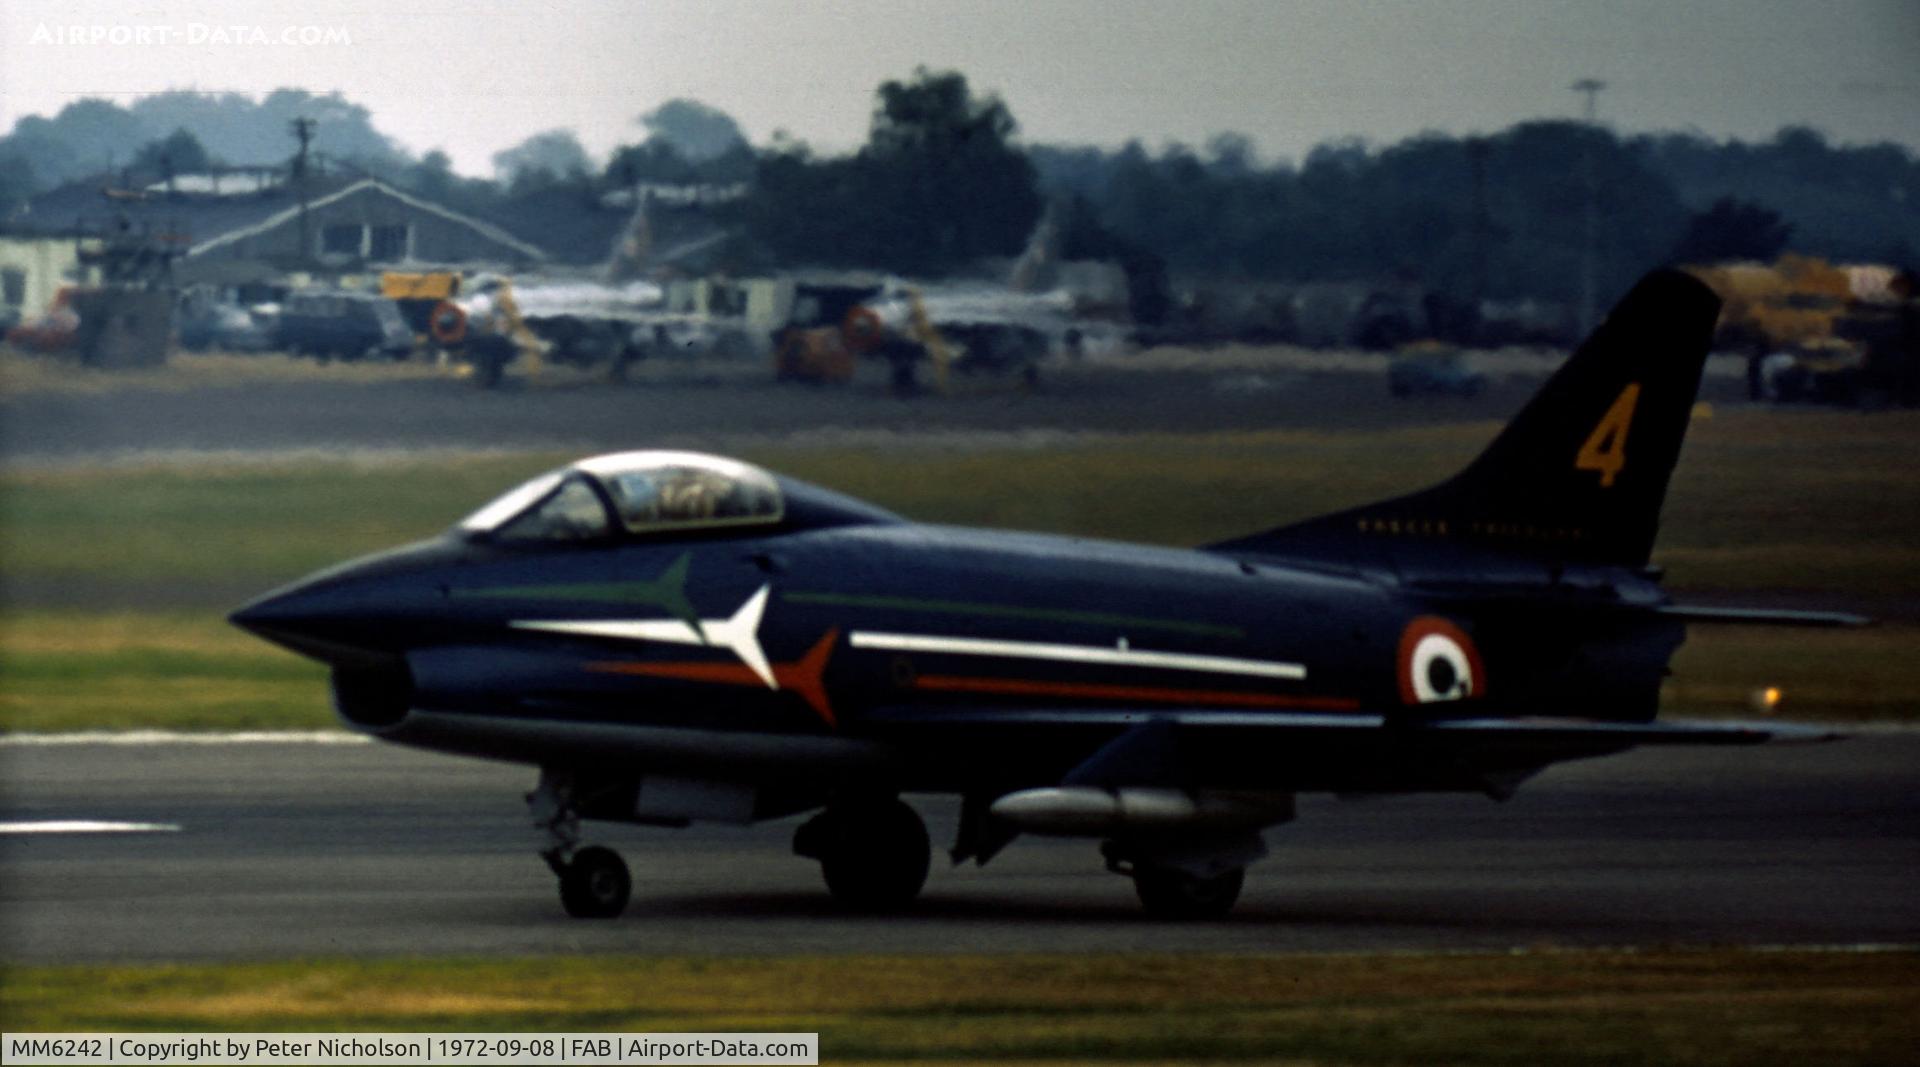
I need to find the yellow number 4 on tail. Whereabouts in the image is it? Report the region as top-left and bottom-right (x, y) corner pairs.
(1576, 383), (1640, 488)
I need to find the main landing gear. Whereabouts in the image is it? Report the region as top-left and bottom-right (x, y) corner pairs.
(793, 795), (931, 911)
(523, 773), (1241, 919)
(1102, 835), (1261, 920)
(529, 769), (630, 919)
(528, 773), (933, 919)
(1129, 864), (1245, 919)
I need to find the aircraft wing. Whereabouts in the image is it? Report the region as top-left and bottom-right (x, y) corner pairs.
(865, 708), (1389, 730)
(1412, 715), (1840, 744)
(863, 706), (1838, 743)
(1652, 605), (1871, 627)
(862, 706), (1839, 798)
(1399, 581), (1872, 630)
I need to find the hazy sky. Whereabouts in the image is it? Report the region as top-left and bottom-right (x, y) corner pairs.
(4, 0), (1917, 176)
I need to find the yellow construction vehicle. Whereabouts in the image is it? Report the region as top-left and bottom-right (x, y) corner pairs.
(773, 286), (954, 393)
(1693, 255), (1856, 352)
(1690, 255), (1911, 404)
(385, 271), (546, 387)
(380, 270), (459, 348)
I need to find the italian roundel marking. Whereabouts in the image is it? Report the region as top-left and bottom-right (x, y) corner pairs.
(1397, 616), (1484, 704)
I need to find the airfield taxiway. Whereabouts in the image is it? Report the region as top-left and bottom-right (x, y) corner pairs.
(0, 353), (1754, 467)
(2, 733), (1914, 961)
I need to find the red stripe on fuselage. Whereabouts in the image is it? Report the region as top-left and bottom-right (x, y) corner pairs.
(589, 627), (841, 727)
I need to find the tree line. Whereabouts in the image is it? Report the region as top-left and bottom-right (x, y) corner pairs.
(3, 72), (1916, 315)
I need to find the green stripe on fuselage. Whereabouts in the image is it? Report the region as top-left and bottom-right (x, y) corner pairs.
(456, 551), (702, 634)
(781, 591), (1245, 640)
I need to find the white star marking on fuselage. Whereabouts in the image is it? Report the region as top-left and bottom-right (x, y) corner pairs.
(511, 584), (776, 688)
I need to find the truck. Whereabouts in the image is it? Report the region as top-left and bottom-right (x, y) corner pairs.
(1691, 256), (1917, 407)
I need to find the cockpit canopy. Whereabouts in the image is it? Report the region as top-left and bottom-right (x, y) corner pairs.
(458, 451), (785, 543)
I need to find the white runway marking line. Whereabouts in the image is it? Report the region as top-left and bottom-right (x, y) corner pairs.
(0, 730), (371, 746)
(0, 820), (181, 834)
(849, 631), (1307, 680)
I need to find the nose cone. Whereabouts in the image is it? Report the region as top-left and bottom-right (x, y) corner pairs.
(228, 581), (351, 654)
(230, 538), (465, 665)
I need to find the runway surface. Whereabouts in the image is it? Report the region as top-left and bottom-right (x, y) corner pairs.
(2, 734), (1914, 962)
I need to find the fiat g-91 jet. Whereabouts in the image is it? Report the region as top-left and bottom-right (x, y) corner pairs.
(233, 270), (1850, 919)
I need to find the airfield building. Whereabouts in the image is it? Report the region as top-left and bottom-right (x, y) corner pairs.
(4, 167), (546, 299)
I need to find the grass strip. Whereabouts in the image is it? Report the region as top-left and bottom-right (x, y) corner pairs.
(0, 613), (331, 732)
(3, 410), (1916, 596)
(2, 949), (1915, 1064)
(1664, 623), (1920, 721)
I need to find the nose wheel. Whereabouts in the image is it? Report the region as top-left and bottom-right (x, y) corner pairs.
(793, 795), (930, 911)
(529, 768), (631, 919)
(558, 845), (631, 919)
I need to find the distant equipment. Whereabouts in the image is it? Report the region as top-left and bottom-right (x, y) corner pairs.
(277, 288), (412, 361)
(1692, 256), (1919, 407)
(1388, 346), (1486, 398)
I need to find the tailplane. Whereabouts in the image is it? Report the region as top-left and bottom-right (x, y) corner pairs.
(1211, 269), (1721, 568)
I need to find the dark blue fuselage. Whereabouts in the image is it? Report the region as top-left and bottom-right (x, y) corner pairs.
(232, 472), (1678, 797)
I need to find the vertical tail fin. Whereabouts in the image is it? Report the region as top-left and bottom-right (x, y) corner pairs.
(1211, 269), (1721, 567)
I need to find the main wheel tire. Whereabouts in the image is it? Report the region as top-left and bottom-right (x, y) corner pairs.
(817, 798), (931, 911)
(1133, 865), (1244, 920)
(558, 845), (630, 919)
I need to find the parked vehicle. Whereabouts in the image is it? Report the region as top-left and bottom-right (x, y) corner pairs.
(1389, 348), (1486, 398)
(277, 290), (412, 360)
(177, 299), (275, 353)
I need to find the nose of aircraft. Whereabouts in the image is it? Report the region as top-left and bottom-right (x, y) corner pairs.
(229, 537), (466, 664)
(228, 578), (352, 651)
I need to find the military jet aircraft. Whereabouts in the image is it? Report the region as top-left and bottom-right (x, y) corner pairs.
(233, 269), (1853, 920)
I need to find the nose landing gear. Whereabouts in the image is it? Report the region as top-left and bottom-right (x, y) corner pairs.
(558, 845), (631, 919)
(529, 768), (631, 919)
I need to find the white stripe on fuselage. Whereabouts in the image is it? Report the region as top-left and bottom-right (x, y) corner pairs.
(0, 820), (181, 834)
(511, 584), (777, 688)
(847, 631), (1306, 681)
